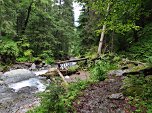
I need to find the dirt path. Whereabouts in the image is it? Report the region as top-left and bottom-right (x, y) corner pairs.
(65, 70), (90, 83)
(72, 75), (132, 113)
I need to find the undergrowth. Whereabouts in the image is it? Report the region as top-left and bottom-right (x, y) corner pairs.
(90, 54), (119, 81)
(28, 54), (119, 113)
(123, 75), (152, 113)
(27, 80), (92, 113)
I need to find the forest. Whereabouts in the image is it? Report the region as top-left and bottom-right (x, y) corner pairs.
(0, 0), (152, 113)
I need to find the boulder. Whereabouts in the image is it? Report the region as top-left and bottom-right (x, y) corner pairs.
(108, 93), (124, 100)
(41, 68), (58, 78)
(17, 86), (38, 94)
(108, 70), (126, 76)
(29, 63), (36, 71)
(0, 69), (35, 84)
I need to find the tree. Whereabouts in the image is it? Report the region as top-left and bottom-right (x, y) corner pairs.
(80, 0), (141, 55)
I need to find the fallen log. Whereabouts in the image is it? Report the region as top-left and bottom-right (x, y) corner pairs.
(56, 58), (88, 64)
(123, 66), (152, 76)
(57, 69), (68, 85)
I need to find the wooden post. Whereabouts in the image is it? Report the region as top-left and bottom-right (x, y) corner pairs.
(57, 69), (68, 85)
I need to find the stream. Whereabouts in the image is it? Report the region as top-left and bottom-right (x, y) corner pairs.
(0, 69), (49, 113)
(0, 59), (77, 113)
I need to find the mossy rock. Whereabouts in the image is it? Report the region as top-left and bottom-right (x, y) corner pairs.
(41, 68), (58, 78)
(130, 65), (148, 72)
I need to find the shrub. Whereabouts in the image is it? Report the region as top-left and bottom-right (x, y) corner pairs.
(28, 80), (90, 113)
(39, 51), (55, 64)
(90, 59), (116, 81)
(0, 37), (19, 64)
(122, 75), (152, 112)
(127, 23), (152, 60)
(28, 82), (66, 113)
(68, 65), (79, 73)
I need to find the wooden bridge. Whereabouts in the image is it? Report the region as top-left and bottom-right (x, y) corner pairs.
(55, 58), (88, 69)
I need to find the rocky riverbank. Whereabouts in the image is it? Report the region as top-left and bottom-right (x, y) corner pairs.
(0, 69), (48, 113)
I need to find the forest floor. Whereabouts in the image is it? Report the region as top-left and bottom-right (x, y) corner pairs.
(65, 70), (90, 83)
(72, 74), (133, 113)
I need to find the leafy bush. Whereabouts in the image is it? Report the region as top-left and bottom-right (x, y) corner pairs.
(0, 37), (19, 64)
(127, 23), (152, 60)
(39, 51), (54, 64)
(146, 56), (152, 66)
(28, 80), (90, 113)
(90, 59), (116, 81)
(123, 75), (152, 98)
(122, 75), (152, 112)
(28, 82), (66, 113)
(68, 65), (79, 73)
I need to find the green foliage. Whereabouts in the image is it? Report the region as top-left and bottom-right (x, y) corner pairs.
(62, 80), (90, 111)
(146, 56), (152, 66)
(123, 75), (152, 112)
(16, 57), (29, 62)
(39, 51), (54, 64)
(0, 0), (16, 35)
(28, 80), (90, 113)
(68, 65), (79, 73)
(123, 75), (152, 98)
(127, 23), (152, 60)
(90, 56), (117, 81)
(0, 37), (19, 63)
(1, 0), (76, 62)
(28, 82), (66, 113)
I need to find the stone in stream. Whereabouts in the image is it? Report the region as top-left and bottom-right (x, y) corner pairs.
(0, 69), (48, 113)
(0, 69), (36, 84)
(29, 63), (37, 71)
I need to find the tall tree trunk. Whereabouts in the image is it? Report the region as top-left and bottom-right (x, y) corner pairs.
(133, 29), (138, 42)
(98, 25), (106, 55)
(21, 1), (33, 34)
(97, 3), (110, 55)
(0, 31), (1, 37)
(111, 31), (114, 52)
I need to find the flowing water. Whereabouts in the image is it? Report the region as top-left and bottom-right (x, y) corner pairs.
(0, 69), (49, 113)
(0, 60), (77, 113)
(7, 70), (49, 92)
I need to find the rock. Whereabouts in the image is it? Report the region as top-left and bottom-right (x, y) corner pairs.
(65, 76), (70, 79)
(108, 93), (124, 100)
(17, 86), (38, 94)
(42, 68), (58, 78)
(0, 69), (35, 84)
(29, 63), (36, 71)
(108, 70), (125, 76)
(0, 80), (4, 85)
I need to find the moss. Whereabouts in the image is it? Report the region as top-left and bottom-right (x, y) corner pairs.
(123, 86), (143, 97)
(130, 65), (148, 72)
